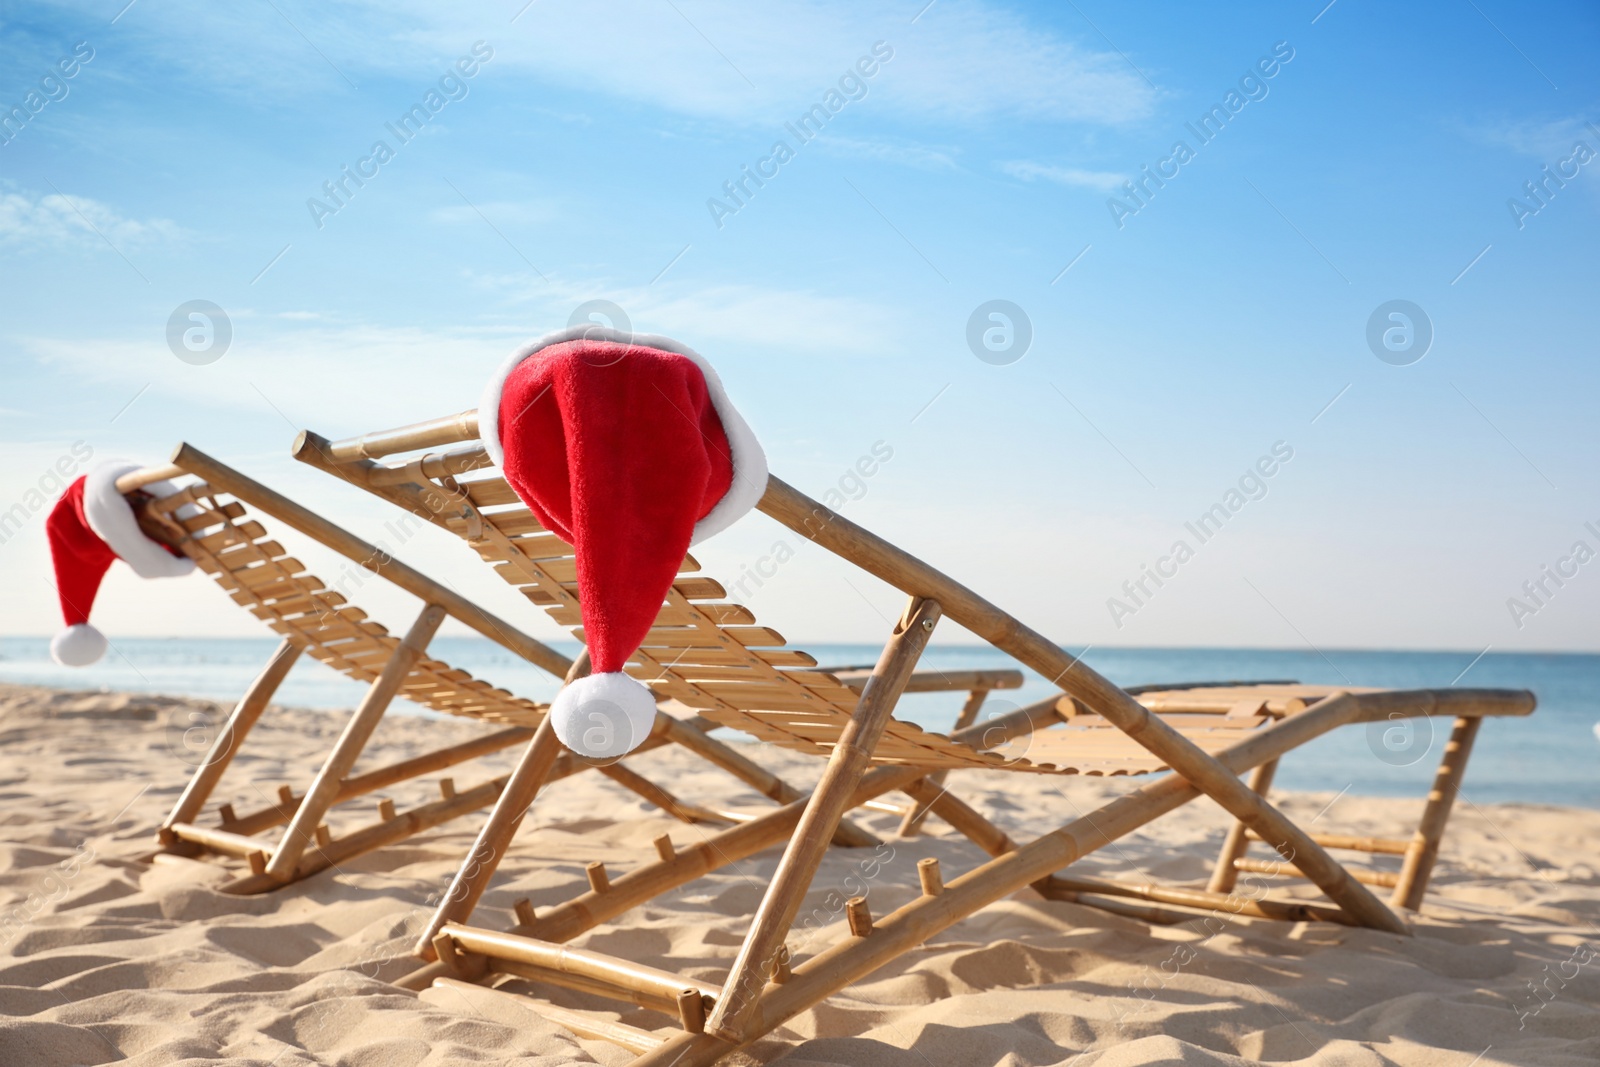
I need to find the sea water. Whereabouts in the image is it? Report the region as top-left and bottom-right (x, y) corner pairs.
(1, 637), (1593, 808)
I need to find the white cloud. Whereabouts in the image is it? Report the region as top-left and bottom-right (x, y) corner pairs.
(820, 136), (960, 170)
(1464, 114), (1600, 159)
(999, 160), (1123, 191)
(87, 0), (1158, 128)
(631, 283), (900, 356)
(0, 189), (182, 248)
(14, 276), (905, 437)
(456, 271), (906, 359)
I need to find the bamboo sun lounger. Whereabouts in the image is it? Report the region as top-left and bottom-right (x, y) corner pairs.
(123, 449), (1021, 895)
(278, 412), (1534, 1065)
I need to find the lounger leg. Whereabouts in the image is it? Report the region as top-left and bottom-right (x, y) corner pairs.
(1206, 758), (1279, 894)
(413, 715), (564, 959)
(159, 638), (302, 842)
(264, 603), (447, 882)
(1390, 715), (1482, 911)
(705, 597), (941, 1042)
(898, 687), (989, 837)
(411, 650), (595, 959)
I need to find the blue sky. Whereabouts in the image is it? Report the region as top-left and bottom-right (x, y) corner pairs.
(2, 0), (1597, 654)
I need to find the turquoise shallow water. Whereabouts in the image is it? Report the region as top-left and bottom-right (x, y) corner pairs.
(2, 637), (1593, 808)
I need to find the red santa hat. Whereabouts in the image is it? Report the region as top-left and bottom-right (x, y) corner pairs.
(46, 461), (196, 667)
(480, 326), (767, 758)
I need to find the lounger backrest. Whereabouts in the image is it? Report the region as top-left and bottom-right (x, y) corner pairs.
(132, 479), (545, 727)
(360, 447), (1283, 775)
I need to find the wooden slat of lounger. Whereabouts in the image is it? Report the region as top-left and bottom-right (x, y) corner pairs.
(232, 559), (308, 588)
(1137, 685), (1370, 705)
(461, 479), (522, 507)
(400, 462), (1045, 764)
(630, 664), (795, 684)
(697, 685), (1295, 776)
(670, 577), (728, 601)
(688, 678), (860, 705)
(611, 626), (788, 651)
(140, 485), (547, 729)
(550, 602), (757, 629)
(175, 502), (247, 532)
(260, 591), (349, 615)
(501, 532), (575, 559)
(194, 520), (266, 552)
(214, 540), (286, 568)
(480, 534), (573, 565)
(644, 646), (821, 669)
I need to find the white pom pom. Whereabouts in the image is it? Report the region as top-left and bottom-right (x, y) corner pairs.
(550, 672), (656, 758)
(51, 624), (108, 667)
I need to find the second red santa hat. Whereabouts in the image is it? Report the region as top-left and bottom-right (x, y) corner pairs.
(480, 326), (767, 757)
(46, 461), (196, 666)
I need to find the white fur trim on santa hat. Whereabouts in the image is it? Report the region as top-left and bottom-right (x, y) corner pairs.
(83, 462), (197, 580)
(549, 671), (657, 758)
(478, 326), (768, 546)
(51, 623), (108, 667)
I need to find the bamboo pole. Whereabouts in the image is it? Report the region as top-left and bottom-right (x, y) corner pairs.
(1056, 892), (1278, 928)
(706, 596), (941, 1041)
(170, 442), (573, 679)
(845, 897), (872, 936)
(412, 648), (595, 952)
(1390, 715), (1483, 910)
(1246, 829), (1411, 855)
(898, 776), (1014, 858)
(367, 447), (492, 486)
(1233, 856), (1399, 889)
(320, 410), (480, 463)
(160, 638), (301, 840)
(677, 988), (706, 1033)
(264, 604), (446, 882)
(167, 822), (274, 859)
(899, 687), (989, 836)
(756, 477), (1410, 937)
(431, 976), (665, 1054)
(114, 463), (186, 493)
(414, 712), (565, 958)
(338, 727), (534, 797)
(1206, 758), (1279, 894)
(1043, 874), (1351, 926)
(832, 669), (1022, 695)
(293, 430), (462, 534)
(444, 923), (722, 1008)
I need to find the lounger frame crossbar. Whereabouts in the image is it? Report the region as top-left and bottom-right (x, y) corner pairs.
(281, 412), (1534, 1064)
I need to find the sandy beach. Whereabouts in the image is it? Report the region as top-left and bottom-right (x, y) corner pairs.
(0, 681), (1595, 1066)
